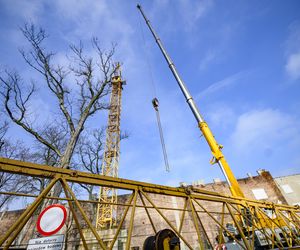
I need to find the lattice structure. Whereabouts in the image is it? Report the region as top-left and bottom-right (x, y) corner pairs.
(0, 158), (300, 249)
(96, 64), (125, 229)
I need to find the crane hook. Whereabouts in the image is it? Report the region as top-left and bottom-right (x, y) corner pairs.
(152, 98), (170, 172)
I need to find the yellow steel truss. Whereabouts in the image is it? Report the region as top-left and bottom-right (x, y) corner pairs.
(0, 157), (299, 250)
(96, 64), (125, 229)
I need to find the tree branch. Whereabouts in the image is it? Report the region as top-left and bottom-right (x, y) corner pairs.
(20, 23), (75, 134)
(0, 71), (62, 157)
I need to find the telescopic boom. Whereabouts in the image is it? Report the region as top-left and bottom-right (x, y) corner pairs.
(137, 4), (245, 198)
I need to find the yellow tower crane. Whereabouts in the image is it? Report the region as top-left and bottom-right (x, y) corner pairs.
(96, 63), (125, 229)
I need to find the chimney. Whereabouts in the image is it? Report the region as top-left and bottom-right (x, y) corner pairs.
(213, 178), (222, 184)
(193, 179), (205, 186)
(257, 169), (266, 175)
(179, 182), (188, 187)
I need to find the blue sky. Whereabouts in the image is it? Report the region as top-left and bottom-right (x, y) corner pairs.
(1, 0), (300, 187)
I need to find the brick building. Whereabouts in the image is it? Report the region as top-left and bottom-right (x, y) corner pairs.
(79, 170), (289, 249)
(195, 170), (287, 204)
(274, 174), (300, 206)
(0, 170), (295, 249)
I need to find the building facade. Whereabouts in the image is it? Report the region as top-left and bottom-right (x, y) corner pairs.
(274, 174), (300, 206)
(1, 170), (298, 249)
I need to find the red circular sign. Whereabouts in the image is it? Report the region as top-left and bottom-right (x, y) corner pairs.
(36, 204), (67, 236)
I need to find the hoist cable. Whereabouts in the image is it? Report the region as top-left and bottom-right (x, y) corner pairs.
(152, 98), (170, 172)
(138, 11), (157, 97)
(138, 14), (170, 172)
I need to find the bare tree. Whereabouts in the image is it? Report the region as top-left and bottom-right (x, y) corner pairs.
(74, 128), (129, 200)
(77, 129), (105, 174)
(0, 24), (118, 198)
(0, 121), (9, 152)
(0, 121), (38, 210)
(74, 128), (105, 200)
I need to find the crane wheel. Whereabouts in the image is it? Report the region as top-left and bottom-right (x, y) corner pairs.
(143, 229), (180, 250)
(143, 235), (156, 250)
(156, 229), (180, 250)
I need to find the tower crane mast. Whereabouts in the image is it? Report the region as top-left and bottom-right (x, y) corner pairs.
(96, 63), (125, 229)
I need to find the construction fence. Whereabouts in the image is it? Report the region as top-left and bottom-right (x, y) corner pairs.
(0, 157), (299, 250)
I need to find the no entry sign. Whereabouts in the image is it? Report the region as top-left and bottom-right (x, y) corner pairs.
(36, 204), (67, 236)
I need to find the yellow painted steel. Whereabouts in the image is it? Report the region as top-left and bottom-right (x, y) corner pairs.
(137, 4), (245, 199)
(189, 197), (205, 250)
(162, 238), (180, 250)
(0, 157), (299, 249)
(96, 63), (125, 229)
(136, 7), (300, 248)
(0, 157), (296, 209)
(199, 121), (245, 198)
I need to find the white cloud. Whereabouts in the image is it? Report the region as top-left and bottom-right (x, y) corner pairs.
(53, 0), (133, 42)
(199, 50), (217, 71)
(198, 22), (241, 70)
(154, 0), (170, 7)
(196, 70), (249, 99)
(284, 22), (300, 81)
(285, 22), (300, 54)
(27, 97), (52, 124)
(56, 0), (137, 79)
(206, 104), (236, 129)
(178, 0), (214, 30)
(0, 0), (43, 23)
(53, 0), (107, 21)
(230, 109), (300, 152)
(285, 52), (300, 80)
(149, 0), (213, 34)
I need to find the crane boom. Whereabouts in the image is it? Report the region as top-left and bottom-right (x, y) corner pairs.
(137, 4), (245, 198)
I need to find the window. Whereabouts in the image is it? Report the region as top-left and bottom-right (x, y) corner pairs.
(252, 188), (268, 200)
(281, 184), (293, 194)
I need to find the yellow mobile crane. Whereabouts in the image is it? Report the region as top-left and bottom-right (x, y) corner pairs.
(137, 4), (299, 249)
(137, 5), (243, 200)
(1, 7), (299, 250)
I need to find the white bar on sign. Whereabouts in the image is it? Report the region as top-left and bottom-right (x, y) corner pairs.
(27, 235), (64, 250)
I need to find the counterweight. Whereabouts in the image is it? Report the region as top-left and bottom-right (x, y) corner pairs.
(96, 64), (125, 229)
